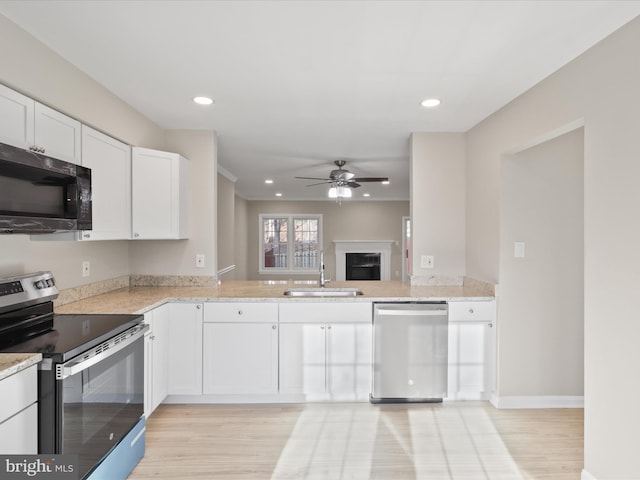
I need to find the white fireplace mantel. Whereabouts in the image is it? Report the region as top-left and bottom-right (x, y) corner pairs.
(333, 240), (394, 281)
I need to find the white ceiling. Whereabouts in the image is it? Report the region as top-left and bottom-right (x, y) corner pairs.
(1, 1), (639, 201)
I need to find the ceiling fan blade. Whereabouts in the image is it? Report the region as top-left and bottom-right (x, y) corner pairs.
(295, 176), (331, 181)
(352, 177), (389, 182)
(346, 181), (361, 188)
(305, 181), (333, 187)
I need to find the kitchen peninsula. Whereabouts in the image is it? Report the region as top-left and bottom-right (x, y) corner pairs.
(52, 278), (497, 413)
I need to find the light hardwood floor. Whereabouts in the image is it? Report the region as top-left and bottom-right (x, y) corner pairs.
(129, 402), (583, 480)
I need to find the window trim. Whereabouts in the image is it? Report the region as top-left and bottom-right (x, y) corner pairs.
(258, 213), (323, 275)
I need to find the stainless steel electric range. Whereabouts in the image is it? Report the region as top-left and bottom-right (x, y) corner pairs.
(0, 272), (148, 480)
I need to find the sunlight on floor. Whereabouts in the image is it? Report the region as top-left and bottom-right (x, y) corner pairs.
(271, 404), (524, 480)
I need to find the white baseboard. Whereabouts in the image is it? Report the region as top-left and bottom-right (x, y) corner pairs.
(581, 469), (597, 480)
(491, 395), (584, 409)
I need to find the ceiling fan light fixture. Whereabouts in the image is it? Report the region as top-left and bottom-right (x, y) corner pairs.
(328, 185), (352, 199)
(381, 180), (390, 185)
(264, 179), (274, 184)
(421, 98), (441, 108)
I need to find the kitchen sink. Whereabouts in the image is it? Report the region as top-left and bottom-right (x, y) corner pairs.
(283, 287), (363, 297)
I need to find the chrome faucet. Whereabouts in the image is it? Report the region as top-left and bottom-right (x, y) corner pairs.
(319, 250), (326, 287)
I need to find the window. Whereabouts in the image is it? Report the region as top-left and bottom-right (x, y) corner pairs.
(259, 214), (322, 274)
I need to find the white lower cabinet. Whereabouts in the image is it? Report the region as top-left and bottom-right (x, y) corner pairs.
(144, 305), (168, 418)
(447, 301), (496, 400)
(167, 303), (203, 395)
(0, 365), (38, 454)
(202, 302), (279, 395)
(279, 302), (372, 401)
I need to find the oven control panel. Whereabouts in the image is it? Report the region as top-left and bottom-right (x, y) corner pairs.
(0, 281), (24, 297)
(0, 271), (59, 313)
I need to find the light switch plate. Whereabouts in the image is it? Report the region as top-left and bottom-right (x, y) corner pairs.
(514, 242), (525, 258)
(82, 260), (90, 277)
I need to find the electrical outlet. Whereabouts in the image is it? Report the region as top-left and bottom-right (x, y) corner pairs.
(420, 255), (434, 269)
(195, 254), (205, 268)
(514, 242), (525, 258)
(82, 260), (90, 277)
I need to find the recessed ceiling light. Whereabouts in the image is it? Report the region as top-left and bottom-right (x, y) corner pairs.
(381, 180), (390, 185)
(193, 96), (214, 105)
(421, 98), (441, 108)
(363, 193), (370, 197)
(265, 179), (274, 184)
(275, 192), (283, 197)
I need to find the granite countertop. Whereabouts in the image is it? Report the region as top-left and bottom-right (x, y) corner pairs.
(0, 353), (42, 381)
(55, 280), (495, 315)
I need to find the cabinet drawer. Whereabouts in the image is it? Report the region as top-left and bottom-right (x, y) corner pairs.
(279, 302), (372, 324)
(0, 365), (37, 422)
(204, 302), (278, 323)
(448, 301), (496, 322)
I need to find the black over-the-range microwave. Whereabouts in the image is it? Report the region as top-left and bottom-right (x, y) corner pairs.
(0, 142), (92, 234)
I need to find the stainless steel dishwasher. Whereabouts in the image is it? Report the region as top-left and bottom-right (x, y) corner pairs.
(371, 302), (448, 403)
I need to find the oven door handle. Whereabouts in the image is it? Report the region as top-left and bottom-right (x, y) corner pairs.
(56, 323), (149, 380)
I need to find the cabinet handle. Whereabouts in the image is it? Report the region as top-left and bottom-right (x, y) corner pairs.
(238, 310), (243, 315)
(320, 325), (325, 330)
(327, 324), (332, 329)
(150, 335), (156, 340)
(488, 323), (493, 328)
(40, 147), (45, 153)
(196, 305), (201, 310)
(469, 308), (474, 314)
(134, 233), (140, 238)
(83, 233), (91, 239)
(272, 325), (277, 330)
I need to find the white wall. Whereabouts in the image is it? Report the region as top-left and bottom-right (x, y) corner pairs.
(410, 133), (466, 282)
(465, 16), (640, 478)
(217, 173), (236, 279)
(233, 195), (249, 281)
(498, 128), (584, 398)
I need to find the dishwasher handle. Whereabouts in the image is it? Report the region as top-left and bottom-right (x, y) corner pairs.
(375, 308), (447, 316)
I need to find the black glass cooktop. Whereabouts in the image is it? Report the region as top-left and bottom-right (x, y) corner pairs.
(0, 313), (143, 362)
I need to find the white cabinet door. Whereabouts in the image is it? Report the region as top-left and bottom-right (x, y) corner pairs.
(202, 322), (278, 394)
(34, 102), (81, 163)
(167, 303), (203, 395)
(145, 305), (169, 416)
(80, 126), (131, 240)
(279, 302), (373, 401)
(0, 403), (37, 454)
(327, 323), (372, 401)
(0, 85), (80, 163)
(447, 300), (496, 401)
(132, 147), (189, 239)
(144, 325), (153, 418)
(279, 321), (372, 400)
(279, 323), (326, 396)
(0, 83), (34, 150)
(0, 365), (38, 454)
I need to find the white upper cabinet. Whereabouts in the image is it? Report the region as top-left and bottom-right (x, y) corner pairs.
(80, 126), (131, 240)
(132, 147), (190, 240)
(0, 84), (34, 149)
(0, 84), (81, 164)
(33, 103), (81, 163)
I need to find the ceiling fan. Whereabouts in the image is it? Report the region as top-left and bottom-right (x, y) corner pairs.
(295, 160), (389, 189)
